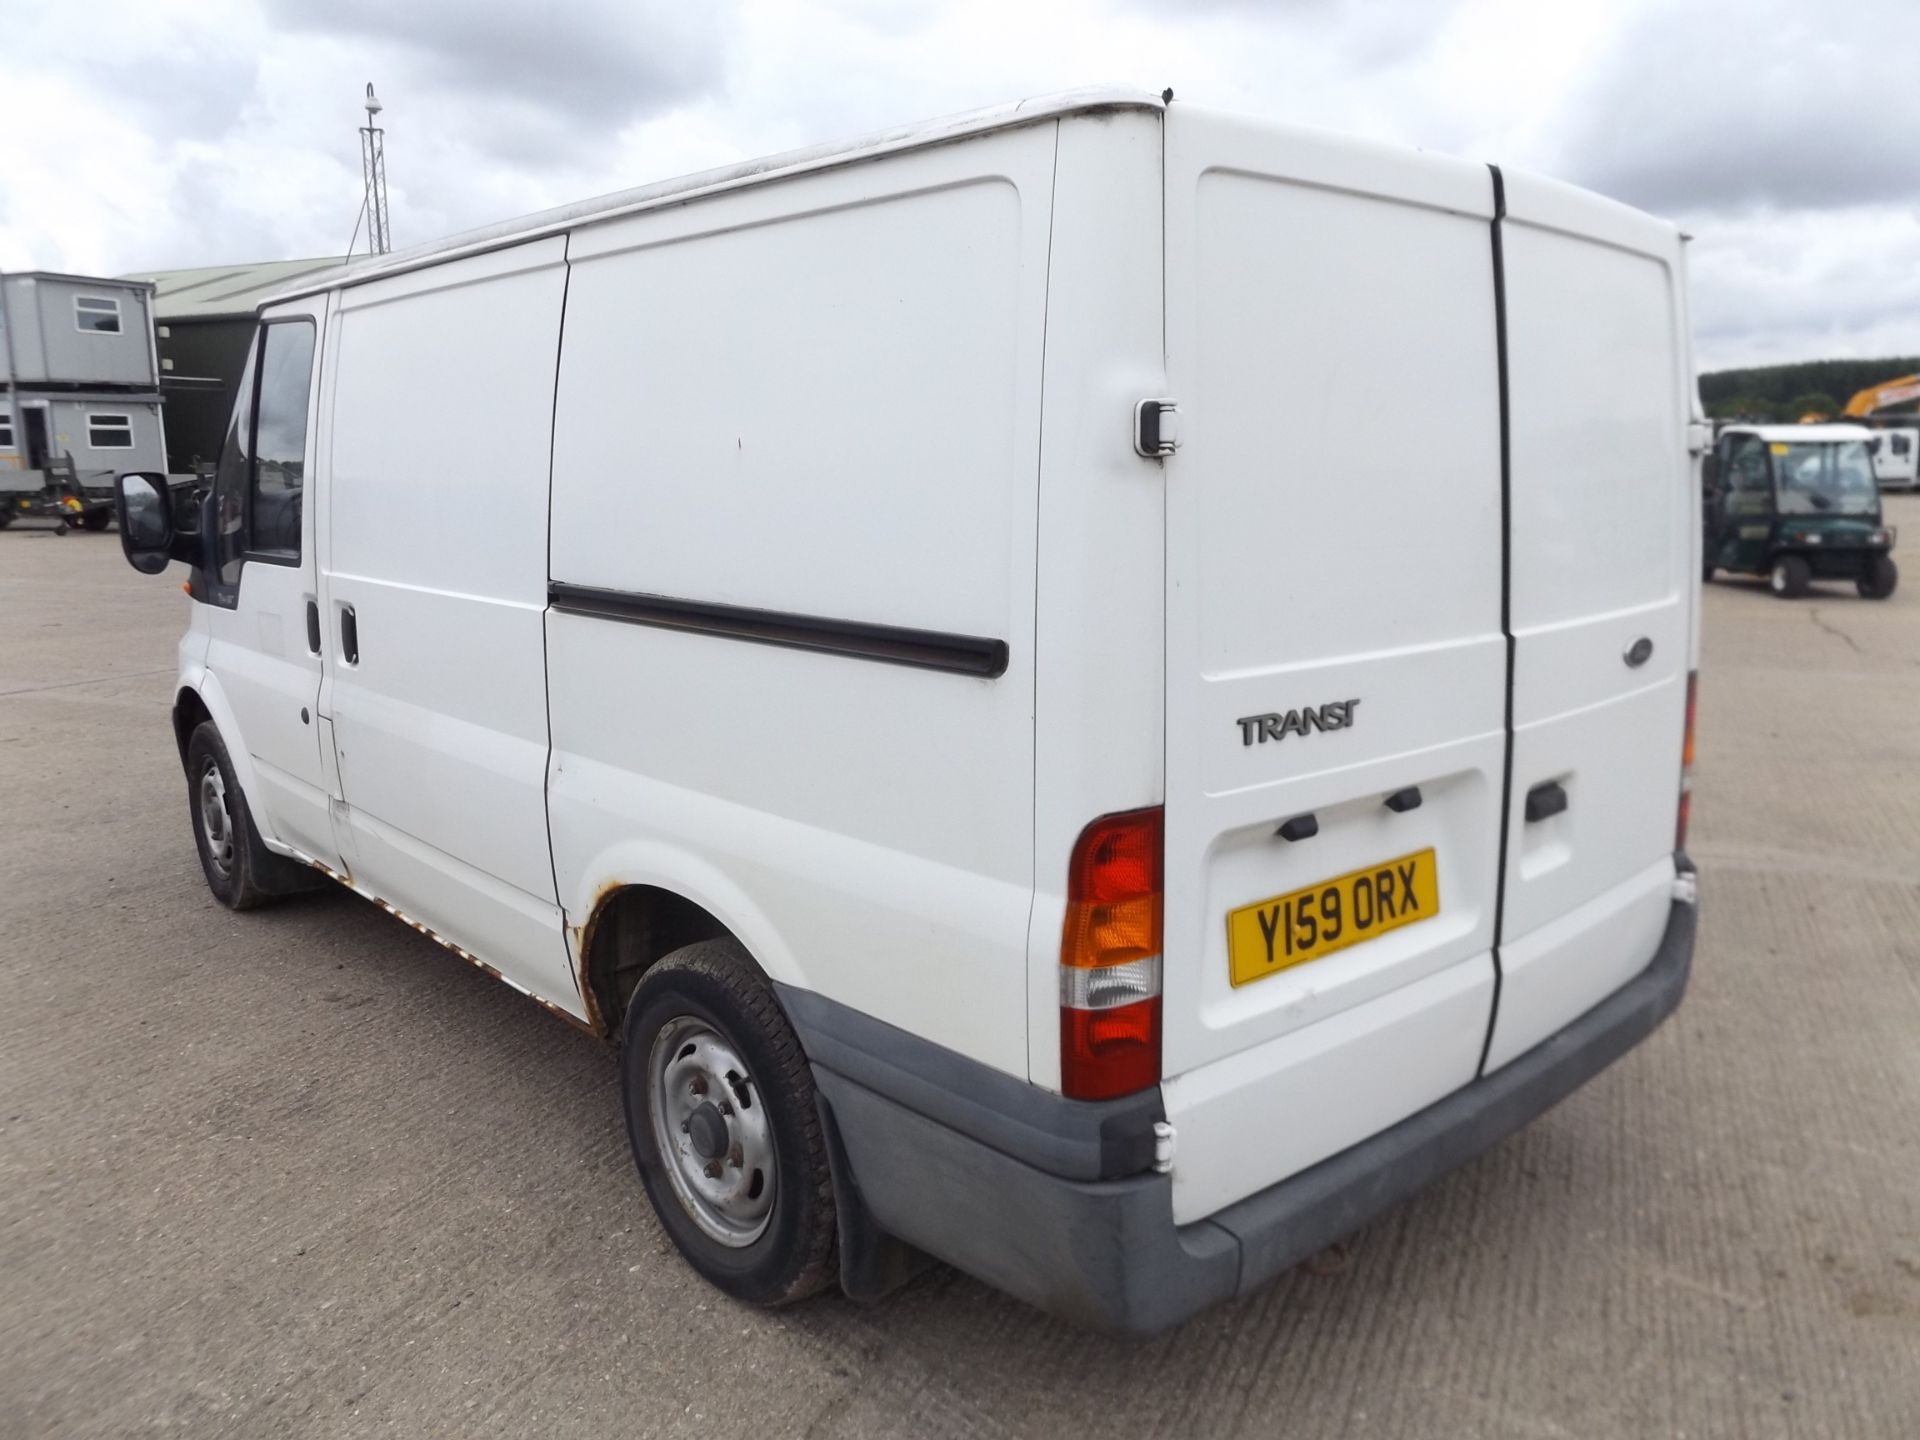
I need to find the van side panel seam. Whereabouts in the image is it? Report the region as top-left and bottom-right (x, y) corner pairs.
(538, 237), (573, 981)
(1479, 162), (1515, 1081)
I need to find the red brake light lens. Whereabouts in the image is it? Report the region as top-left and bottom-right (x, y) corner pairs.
(1059, 807), (1163, 1101)
(1677, 670), (1697, 850)
(1061, 998), (1162, 1103)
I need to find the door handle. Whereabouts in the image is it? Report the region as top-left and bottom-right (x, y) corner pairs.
(1524, 780), (1568, 823)
(1274, 813), (1318, 842)
(339, 605), (359, 665)
(305, 599), (322, 654)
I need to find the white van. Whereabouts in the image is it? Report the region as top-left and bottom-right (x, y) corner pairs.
(1869, 427), (1919, 489)
(113, 89), (1701, 1333)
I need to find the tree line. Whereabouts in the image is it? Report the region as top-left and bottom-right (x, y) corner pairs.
(1699, 357), (1920, 422)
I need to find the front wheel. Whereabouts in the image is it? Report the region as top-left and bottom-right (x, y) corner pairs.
(81, 508), (112, 531)
(1770, 554), (1811, 599)
(620, 939), (838, 1306)
(1858, 554), (1899, 600)
(185, 722), (274, 910)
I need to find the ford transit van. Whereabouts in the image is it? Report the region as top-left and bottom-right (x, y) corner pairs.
(114, 89), (1701, 1333)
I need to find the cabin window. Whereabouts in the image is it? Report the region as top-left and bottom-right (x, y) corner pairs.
(87, 413), (134, 449)
(1893, 434), (1912, 457)
(0, 409), (12, 450)
(211, 319), (318, 590)
(74, 296), (123, 334)
(1726, 436), (1769, 491)
(212, 345), (258, 589)
(248, 322), (316, 560)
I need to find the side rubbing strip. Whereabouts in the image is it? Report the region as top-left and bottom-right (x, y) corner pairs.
(547, 582), (1010, 678)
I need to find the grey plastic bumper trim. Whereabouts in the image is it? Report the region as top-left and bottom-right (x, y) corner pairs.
(776, 984), (1164, 1182)
(788, 860), (1696, 1334)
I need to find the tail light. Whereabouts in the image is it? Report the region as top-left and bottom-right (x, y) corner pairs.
(1059, 807), (1163, 1100)
(1676, 671), (1697, 850)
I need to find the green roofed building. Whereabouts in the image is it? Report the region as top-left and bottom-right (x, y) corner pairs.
(120, 258), (355, 473)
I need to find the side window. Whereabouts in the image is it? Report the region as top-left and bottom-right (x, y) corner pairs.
(1895, 434), (1912, 457)
(1728, 437), (1769, 492)
(0, 406), (13, 451)
(86, 413), (135, 450)
(249, 323), (316, 560)
(210, 320), (316, 591)
(211, 340), (258, 590)
(74, 295), (123, 334)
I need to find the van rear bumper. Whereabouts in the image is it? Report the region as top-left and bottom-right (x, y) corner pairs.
(778, 861), (1696, 1335)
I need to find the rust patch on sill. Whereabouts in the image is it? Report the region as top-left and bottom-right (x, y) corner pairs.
(568, 880), (627, 1041)
(303, 855), (596, 1037)
(303, 855), (353, 887)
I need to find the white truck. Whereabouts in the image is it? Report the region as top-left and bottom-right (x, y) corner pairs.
(111, 89), (1701, 1333)
(1869, 427), (1919, 489)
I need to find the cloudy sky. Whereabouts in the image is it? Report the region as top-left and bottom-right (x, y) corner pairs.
(3, 0), (1915, 372)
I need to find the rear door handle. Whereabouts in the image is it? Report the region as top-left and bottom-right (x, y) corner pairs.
(339, 605), (359, 665)
(1524, 780), (1568, 823)
(305, 599), (322, 655)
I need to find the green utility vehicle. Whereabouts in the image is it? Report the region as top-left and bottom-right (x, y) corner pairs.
(1704, 424), (1898, 599)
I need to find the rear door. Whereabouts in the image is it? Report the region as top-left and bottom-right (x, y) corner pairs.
(1482, 172), (1692, 1071)
(1158, 108), (1507, 1219)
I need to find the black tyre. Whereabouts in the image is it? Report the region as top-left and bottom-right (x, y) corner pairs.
(185, 721), (275, 910)
(0, 509), (12, 529)
(81, 508), (111, 531)
(1770, 554), (1811, 599)
(1857, 554), (1898, 600)
(621, 939), (837, 1306)
(1702, 560), (1715, 583)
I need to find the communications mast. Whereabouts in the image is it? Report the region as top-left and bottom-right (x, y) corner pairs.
(359, 83), (392, 255)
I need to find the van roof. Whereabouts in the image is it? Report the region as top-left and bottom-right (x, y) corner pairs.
(265, 87), (1165, 307)
(1722, 423), (1876, 442)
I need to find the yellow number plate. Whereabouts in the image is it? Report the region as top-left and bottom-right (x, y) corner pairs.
(1227, 847), (1439, 987)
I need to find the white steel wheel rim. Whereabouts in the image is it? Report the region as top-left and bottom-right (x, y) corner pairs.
(1771, 563), (1788, 592)
(198, 764), (235, 877)
(647, 1016), (776, 1248)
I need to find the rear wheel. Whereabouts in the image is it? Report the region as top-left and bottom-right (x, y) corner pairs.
(1857, 554), (1899, 600)
(1770, 554), (1811, 599)
(620, 939), (837, 1306)
(81, 508), (111, 531)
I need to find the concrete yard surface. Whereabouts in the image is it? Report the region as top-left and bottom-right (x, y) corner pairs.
(2, 503), (1917, 1438)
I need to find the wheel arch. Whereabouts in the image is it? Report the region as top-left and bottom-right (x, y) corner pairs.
(568, 849), (810, 1042)
(171, 685), (212, 769)
(171, 676), (282, 848)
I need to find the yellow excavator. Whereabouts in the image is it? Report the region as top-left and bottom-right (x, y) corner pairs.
(1842, 374), (1920, 417)
(1799, 374), (1920, 423)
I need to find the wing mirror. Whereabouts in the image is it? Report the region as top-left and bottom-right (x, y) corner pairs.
(115, 472), (173, 573)
(116, 470), (210, 576)
(115, 471), (209, 576)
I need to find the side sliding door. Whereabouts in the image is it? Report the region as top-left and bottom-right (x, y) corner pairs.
(316, 239), (580, 1018)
